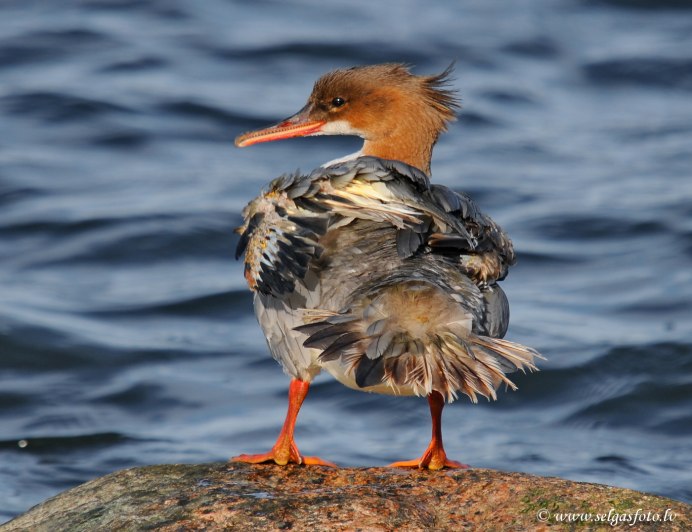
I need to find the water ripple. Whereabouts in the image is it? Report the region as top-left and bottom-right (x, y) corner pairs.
(583, 57), (692, 90)
(0, 28), (117, 68)
(1, 91), (134, 122)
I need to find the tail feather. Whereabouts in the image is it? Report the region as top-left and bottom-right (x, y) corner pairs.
(296, 285), (543, 403)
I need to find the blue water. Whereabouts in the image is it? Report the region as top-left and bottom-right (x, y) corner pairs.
(1, 0), (692, 522)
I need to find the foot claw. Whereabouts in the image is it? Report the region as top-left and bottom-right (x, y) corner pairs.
(302, 455), (338, 468)
(441, 459), (469, 470)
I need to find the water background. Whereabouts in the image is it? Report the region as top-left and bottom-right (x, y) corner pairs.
(1, 0), (691, 521)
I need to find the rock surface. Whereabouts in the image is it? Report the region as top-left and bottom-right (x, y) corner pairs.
(2, 463), (690, 531)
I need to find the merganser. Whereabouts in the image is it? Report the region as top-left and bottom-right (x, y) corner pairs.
(232, 63), (542, 470)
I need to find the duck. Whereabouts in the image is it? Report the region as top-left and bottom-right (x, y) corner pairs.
(232, 63), (542, 470)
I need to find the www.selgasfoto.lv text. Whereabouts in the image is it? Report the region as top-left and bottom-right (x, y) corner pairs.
(536, 507), (676, 526)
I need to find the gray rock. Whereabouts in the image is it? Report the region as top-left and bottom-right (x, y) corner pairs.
(3, 463), (690, 531)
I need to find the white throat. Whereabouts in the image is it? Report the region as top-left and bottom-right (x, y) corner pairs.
(310, 119), (365, 168)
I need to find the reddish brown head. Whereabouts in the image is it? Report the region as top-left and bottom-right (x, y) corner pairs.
(235, 63), (460, 175)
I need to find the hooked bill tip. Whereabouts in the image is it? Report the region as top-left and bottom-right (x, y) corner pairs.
(234, 134), (251, 148)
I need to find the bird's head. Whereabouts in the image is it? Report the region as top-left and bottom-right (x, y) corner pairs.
(235, 63), (459, 175)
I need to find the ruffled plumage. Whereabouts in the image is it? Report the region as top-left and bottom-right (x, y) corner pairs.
(237, 156), (541, 398)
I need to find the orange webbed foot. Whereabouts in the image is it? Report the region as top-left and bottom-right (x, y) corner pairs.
(231, 446), (337, 468)
(389, 392), (469, 470)
(388, 444), (469, 470)
(231, 452), (336, 467)
(231, 451), (293, 465)
(388, 457), (469, 470)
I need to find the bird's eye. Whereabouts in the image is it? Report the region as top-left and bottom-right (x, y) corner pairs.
(331, 97), (346, 108)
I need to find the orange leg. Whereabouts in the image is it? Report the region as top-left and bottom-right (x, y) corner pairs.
(389, 391), (469, 470)
(231, 378), (336, 467)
